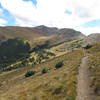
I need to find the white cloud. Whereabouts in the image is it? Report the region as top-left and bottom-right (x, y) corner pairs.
(0, 8), (4, 16)
(15, 18), (36, 27)
(0, 18), (7, 26)
(76, 26), (100, 36)
(0, 8), (3, 13)
(0, 0), (100, 34)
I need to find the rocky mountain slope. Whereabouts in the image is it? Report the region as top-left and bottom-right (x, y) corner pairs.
(0, 25), (85, 46)
(52, 28), (85, 45)
(82, 33), (100, 46)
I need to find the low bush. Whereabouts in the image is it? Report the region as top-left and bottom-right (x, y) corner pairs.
(66, 96), (75, 100)
(83, 44), (92, 49)
(29, 57), (35, 62)
(52, 86), (63, 95)
(55, 61), (63, 69)
(42, 68), (48, 74)
(25, 70), (36, 77)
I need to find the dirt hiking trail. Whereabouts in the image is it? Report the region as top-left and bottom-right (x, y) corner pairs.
(76, 56), (96, 100)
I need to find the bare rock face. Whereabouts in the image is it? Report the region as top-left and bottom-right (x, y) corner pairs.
(82, 33), (100, 46)
(58, 28), (85, 39)
(35, 26), (85, 38)
(35, 25), (59, 36)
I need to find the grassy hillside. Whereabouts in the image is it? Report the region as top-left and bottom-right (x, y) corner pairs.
(0, 26), (43, 39)
(47, 38), (83, 56)
(0, 25), (87, 100)
(0, 26), (85, 48)
(86, 42), (100, 100)
(0, 37), (84, 73)
(0, 38), (56, 72)
(0, 26), (51, 48)
(0, 49), (85, 100)
(82, 33), (100, 46)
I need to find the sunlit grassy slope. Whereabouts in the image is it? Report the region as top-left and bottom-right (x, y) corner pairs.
(0, 26), (53, 48)
(0, 49), (84, 100)
(47, 38), (83, 57)
(87, 42), (100, 100)
(0, 26), (85, 48)
(3, 38), (83, 72)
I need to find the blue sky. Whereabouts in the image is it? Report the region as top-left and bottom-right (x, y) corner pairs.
(65, 10), (72, 15)
(82, 19), (100, 28)
(23, 0), (37, 6)
(0, 0), (100, 35)
(0, 0), (37, 26)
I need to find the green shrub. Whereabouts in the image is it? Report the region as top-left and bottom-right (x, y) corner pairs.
(29, 57), (35, 62)
(66, 96), (75, 100)
(42, 68), (48, 74)
(21, 59), (29, 66)
(25, 70), (36, 77)
(83, 44), (92, 49)
(52, 86), (63, 95)
(0, 38), (31, 70)
(55, 61), (63, 69)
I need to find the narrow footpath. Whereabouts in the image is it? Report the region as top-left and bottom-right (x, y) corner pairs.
(76, 56), (96, 100)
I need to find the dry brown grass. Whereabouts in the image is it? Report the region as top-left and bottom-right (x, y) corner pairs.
(47, 39), (83, 57)
(87, 42), (100, 100)
(0, 49), (85, 100)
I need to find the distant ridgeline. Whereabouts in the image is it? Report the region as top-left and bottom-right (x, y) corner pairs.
(0, 38), (31, 71)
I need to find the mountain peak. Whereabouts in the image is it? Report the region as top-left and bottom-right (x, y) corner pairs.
(35, 25), (47, 29)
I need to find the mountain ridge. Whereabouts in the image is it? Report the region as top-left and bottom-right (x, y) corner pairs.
(0, 25), (85, 46)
